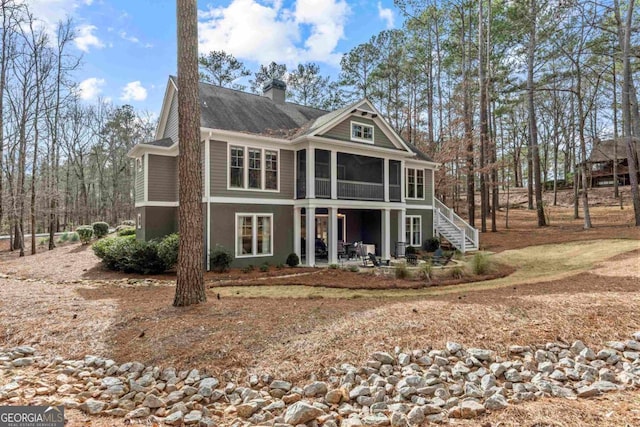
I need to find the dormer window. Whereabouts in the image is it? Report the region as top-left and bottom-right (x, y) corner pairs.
(351, 121), (374, 143)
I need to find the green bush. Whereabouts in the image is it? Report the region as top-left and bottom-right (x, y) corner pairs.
(157, 233), (179, 270)
(93, 235), (166, 274)
(210, 246), (233, 273)
(470, 252), (491, 275)
(450, 266), (465, 279)
(38, 237), (48, 247)
(69, 232), (79, 242)
(423, 238), (440, 252)
(76, 226), (93, 244)
(92, 222), (109, 239)
(395, 263), (410, 279)
(419, 261), (433, 281)
(60, 232), (69, 242)
(286, 253), (300, 267)
(117, 227), (136, 236)
(405, 246), (417, 256)
(328, 263), (339, 269)
(259, 262), (269, 272)
(242, 265), (255, 273)
(348, 265), (359, 272)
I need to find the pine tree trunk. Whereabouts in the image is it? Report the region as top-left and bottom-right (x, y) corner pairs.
(174, 0), (206, 307)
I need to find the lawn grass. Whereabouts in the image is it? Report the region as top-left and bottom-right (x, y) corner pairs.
(213, 239), (640, 299)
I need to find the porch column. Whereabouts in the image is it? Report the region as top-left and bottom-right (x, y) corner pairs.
(331, 150), (338, 200)
(328, 207), (338, 264)
(398, 208), (406, 245)
(307, 147), (315, 198)
(400, 160), (406, 202)
(305, 207), (316, 266)
(384, 158), (389, 202)
(381, 208), (391, 260)
(294, 207), (302, 259)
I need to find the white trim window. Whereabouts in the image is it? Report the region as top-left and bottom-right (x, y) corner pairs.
(230, 146), (244, 188)
(351, 121), (374, 143)
(406, 168), (425, 199)
(265, 150), (278, 190)
(229, 145), (279, 192)
(236, 213), (273, 257)
(406, 215), (422, 247)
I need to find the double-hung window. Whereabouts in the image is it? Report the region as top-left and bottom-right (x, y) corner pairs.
(406, 216), (422, 247)
(229, 146), (278, 191)
(406, 168), (424, 199)
(248, 149), (261, 189)
(230, 146), (244, 188)
(236, 214), (273, 257)
(265, 150), (278, 190)
(351, 121), (374, 143)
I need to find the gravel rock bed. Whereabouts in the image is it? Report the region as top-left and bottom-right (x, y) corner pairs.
(1, 333), (639, 426)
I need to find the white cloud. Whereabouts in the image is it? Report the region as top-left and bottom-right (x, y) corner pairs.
(75, 24), (105, 52)
(377, 2), (394, 29)
(198, 0), (350, 66)
(119, 31), (154, 48)
(120, 81), (148, 102)
(84, 0), (94, 5)
(77, 77), (105, 101)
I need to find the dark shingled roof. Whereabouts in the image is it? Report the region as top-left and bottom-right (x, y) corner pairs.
(169, 76), (328, 137)
(589, 137), (640, 163)
(164, 77), (434, 162)
(146, 137), (174, 147)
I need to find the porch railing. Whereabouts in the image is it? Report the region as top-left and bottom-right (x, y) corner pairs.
(338, 180), (384, 201)
(315, 178), (330, 198)
(389, 185), (401, 202)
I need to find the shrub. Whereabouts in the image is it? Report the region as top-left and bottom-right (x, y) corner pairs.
(92, 222), (109, 239)
(69, 232), (79, 242)
(76, 226), (93, 244)
(259, 262), (269, 272)
(60, 232), (69, 242)
(38, 237), (48, 247)
(328, 263), (339, 269)
(93, 235), (165, 274)
(450, 266), (465, 279)
(276, 263), (284, 269)
(419, 261), (433, 281)
(286, 252), (300, 267)
(423, 238), (440, 252)
(394, 263), (410, 279)
(242, 265), (254, 273)
(405, 246), (417, 256)
(210, 246), (232, 273)
(118, 227), (136, 236)
(452, 250), (464, 261)
(348, 265), (359, 272)
(470, 252), (491, 275)
(157, 233), (179, 270)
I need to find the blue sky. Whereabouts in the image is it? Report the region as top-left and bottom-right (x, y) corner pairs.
(28, 0), (400, 116)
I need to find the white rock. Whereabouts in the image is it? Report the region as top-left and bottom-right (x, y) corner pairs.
(284, 401), (325, 425)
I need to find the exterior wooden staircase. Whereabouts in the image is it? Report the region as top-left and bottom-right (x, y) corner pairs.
(434, 198), (479, 253)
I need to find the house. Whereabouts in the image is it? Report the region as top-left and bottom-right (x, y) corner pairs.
(587, 137), (640, 187)
(127, 77), (478, 268)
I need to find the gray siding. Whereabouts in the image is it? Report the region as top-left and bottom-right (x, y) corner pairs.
(148, 155), (178, 202)
(209, 140), (294, 199)
(321, 117), (398, 150)
(209, 203), (294, 268)
(406, 208), (434, 245)
(163, 92), (178, 143)
(135, 158), (144, 203)
(405, 167), (434, 206)
(136, 206), (178, 241)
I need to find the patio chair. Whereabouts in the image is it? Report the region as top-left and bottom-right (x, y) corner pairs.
(368, 253), (380, 267)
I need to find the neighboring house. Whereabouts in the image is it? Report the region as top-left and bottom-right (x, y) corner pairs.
(587, 137), (640, 188)
(128, 77), (478, 268)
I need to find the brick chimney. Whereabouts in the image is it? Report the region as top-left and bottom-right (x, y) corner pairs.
(263, 79), (286, 104)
